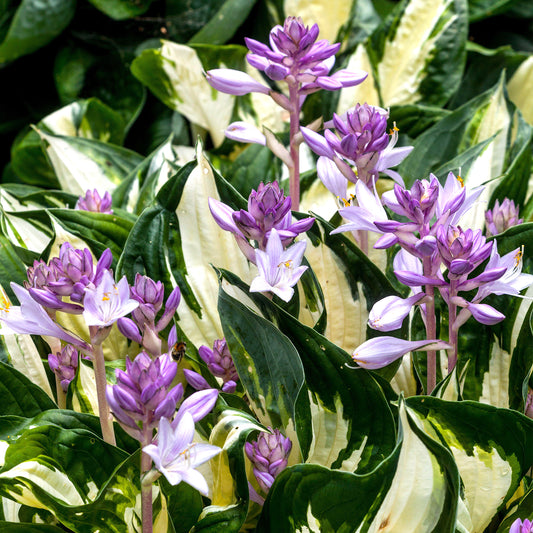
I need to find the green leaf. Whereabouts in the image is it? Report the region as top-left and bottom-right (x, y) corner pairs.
(35, 130), (144, 195)
(0, 233), (28, 301)
(194, 406), (265, 532)
(218, 272), (397, 473)
(257, 399), (459, 532)
(86, 0), (155, 20)
(0, 0), (76, 65)
(0, 362), (56, 418)
(367, 0), (468, 107)
(467, 0), (517, 21)
(407, 396), (533, 531)
(118, 145), (255, 350)
(131, 41), (247, 147)
(0, 523), (66, 532)
(188, 0), (257, 45)
(218, 289), (307, 431)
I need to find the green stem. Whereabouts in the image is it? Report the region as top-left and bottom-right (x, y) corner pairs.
(55, 374), (66, 409)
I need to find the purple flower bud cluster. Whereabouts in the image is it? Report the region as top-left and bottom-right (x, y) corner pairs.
(189, 338), (239, 393)
(245, 428), (292, 495)
(209, 182), (314, 263)
(75, 189), (113, 214)
(510, 518), (533, 533)
(485, 198), (523, 237)
(25, 243), (113, 313)
(206, 17), (366, 101)
(106, 351), (183, 441)
(302, 104), (413, 192)
(48, 344), (79, 391)
(117, 274), (181, 355)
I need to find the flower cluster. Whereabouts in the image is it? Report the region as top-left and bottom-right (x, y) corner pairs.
(245, 427), (292, 503)
(76, 189), (113, 214)
(206, 16), (366, 102)
(106, 350), (218, 442)
(510, 518), (533, 533)
(48, 345), (79, 391)
(210, 183), (311, 302)
(334, 173), (533, 371)
(25, 243), (113, 311)
(117, 274), (181, 355)
(302, 103), (413, 192)
(185, 337), (239, 393)
(485, 198), (523, 237)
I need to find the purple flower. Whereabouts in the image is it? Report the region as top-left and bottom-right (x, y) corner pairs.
(302, 104), (412, 186)
(143, 414), (221, 495)
(198, 338), (239, 385)
(83, 270), (139, 327)
(75, 189), (113, 214)
(48, 345), (78, 392)
(205, 69), (270, 96)
(47, 243), (112, 303)
(130, 274), (165, 326)
(250, 229), (308, 302)
(350, 337), (450, 370)
(509, 518), (533, 533)
(0, 283), (87, 348)
(245, 427), (292, 494)
(436, 226), (492, 277)
(225, 122), (266, 145)
(209, 182), (314, 262)
(368, 293), (425, 332)
(485, 198), (523, 237)
(106, 351), (183, 440)
(245, 17), (366, 94)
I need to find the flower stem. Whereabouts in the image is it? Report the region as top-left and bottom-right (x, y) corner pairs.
(422, 255), (437, 393)
(288, 82), (301, 210)
(447, 280), (459, 373)
(90, 330), (116, 446)
(55, 374), (66, 409)
(141, 450), (153, 533)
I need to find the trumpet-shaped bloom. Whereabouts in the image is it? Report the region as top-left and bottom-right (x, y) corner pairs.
(205, 69), (270, 95)
(0, 283), (86, 347)
(83, 270), (139, 327)
(143, 413), (221, 495)
(368, 293), (425, 332)
(351, 337), (450, 370)
(250, 229), (307, 302)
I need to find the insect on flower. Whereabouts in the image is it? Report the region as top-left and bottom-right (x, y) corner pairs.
(171, 341), (187, 362)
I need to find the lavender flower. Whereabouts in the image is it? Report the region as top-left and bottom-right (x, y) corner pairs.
(198, 338), (238, 393)
(209, 182), (314, 263)
(46, 243), (113, 303)
(48, 345), (78, 391)
(510, 518), (533, 533)
(302, 104), (412, 187)
(83, 270), (139, 328)
(0, 283), (87, 348)
(75, 189), (113, 214)
(250, 229), (308, 302)
(368, 294), (425, 332)
(350, 337), (450, 370)
(143, 413), (221, 495)
(485, 198), (523, 237)
(245, 428), (292, 494)
(106, 351), (183, 441)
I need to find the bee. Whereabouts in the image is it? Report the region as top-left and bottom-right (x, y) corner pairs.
(171, 341), (187, 362)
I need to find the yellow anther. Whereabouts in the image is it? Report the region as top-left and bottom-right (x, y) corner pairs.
(389, 124), (399, 135)
(457, 176), (464, 187)
(102, 291), (111, 302)
(515, 247), (524, 267)
(278, 260), (293, 269)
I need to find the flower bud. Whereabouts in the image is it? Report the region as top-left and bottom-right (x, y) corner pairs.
(245, 428), (292, 493)
(76, 189), (113, 214)
(485, 198), (523, 237)
(48, 345), (78, 391)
